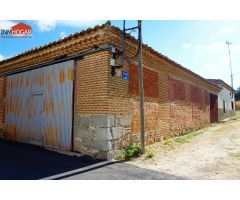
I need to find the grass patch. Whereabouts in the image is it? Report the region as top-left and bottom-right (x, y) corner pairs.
(163, 131), (202, 147)
(229, 152), (240, 159)
(174, 137), (188, 144)
(163, 138), (176, 149)
(175, 131), (202, 143)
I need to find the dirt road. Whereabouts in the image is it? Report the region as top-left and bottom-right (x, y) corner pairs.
(129, 111), (240, 179)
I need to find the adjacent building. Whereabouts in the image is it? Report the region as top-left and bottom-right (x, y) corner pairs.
(208, 79), (235, 121)
(0, 24), (221, 159)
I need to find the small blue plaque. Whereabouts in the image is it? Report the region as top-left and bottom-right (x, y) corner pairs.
(122, 71), (129, 80)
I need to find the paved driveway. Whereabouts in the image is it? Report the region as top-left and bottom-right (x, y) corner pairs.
(0, 139), (181, 180)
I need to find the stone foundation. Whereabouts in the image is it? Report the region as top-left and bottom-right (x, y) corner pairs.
(73, 114), (132, 159)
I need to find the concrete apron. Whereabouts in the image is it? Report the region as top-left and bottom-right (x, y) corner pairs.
(73, 115), (132, 160)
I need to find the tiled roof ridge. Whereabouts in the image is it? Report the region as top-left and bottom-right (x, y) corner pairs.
(207, 79), (234, 91)
(109, 25), (221, 90)
(0, 23), (108, 65)
(0, 23), (221, 91)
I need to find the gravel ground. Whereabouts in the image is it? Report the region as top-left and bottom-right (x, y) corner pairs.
(129, 111), (240, 180)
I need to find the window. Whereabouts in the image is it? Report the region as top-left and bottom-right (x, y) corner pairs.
(129, 65), (159, 98)
(223, 100), (226, 113)
(191, 85), (201, 104)
(168, 78), (185, 101)
(232, 101), (234, 110)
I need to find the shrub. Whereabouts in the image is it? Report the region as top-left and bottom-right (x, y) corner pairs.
(146, 147), (155, 158)
(119, 143), (142, 160)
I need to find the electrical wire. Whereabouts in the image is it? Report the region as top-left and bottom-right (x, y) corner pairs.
(121, 21), (142, 65)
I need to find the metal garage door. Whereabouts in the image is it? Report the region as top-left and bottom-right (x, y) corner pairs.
(4, 60), (74, 151)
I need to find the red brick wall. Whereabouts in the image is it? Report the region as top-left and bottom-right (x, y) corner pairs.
(191, 85), (201, 104)
(74, 48), (214, 143)
(132, 101), (159, 133)
(129, 65), (161, 138)
(129, 65), (159, 98)
(168, 77), (185, 101)
(168, 79), (210, 135)
(204, 90), (209, 105)
(74, 51), (110, 114)
(0, 46), (212, 148)
(105, 47), (212, 145)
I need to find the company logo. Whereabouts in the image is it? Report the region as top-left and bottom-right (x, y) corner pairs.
(0, 22), (32, 38)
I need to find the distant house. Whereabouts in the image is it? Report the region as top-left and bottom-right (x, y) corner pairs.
(208, 79), (235, 120)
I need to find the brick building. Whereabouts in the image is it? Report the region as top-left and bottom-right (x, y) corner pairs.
(0, 24), (220, 159)
(208, 79), (235, 120)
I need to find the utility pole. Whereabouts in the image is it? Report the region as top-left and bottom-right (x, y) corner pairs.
(226, 41), (234, 96)
(122, 20), (126, 68)
(138, 20), (145, 154)
(122, 20), (145, 153)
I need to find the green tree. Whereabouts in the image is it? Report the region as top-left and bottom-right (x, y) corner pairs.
(235, 87), (240, 101)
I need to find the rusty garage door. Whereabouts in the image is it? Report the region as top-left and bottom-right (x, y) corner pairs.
(4, 60), (74, 151)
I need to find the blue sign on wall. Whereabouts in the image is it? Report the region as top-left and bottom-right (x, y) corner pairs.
(122, 71), (129, 80)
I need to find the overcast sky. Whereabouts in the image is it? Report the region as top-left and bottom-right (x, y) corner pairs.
(0, 20), (239, 89)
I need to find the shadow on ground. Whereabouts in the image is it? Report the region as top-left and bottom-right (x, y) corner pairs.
(58, 162), (183, 180)
(0, 139), (183, 180)
(0, 139), (104, 180)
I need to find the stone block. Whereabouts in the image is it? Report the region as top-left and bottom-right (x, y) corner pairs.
(106, 150), (122, 160)
(79, 116), (90, 130)
(83, 139), (112, 152)
(114, 115), (132, 127)
(90, 115), (114, 128)
(74, 115), (81, 126)
(110, 127), (124, 140)
(74, 126), (94, 138)
(94, 127), (112, 140)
